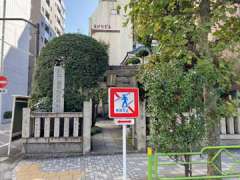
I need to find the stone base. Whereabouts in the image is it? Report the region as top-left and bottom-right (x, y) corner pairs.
(220, 135), (240, 145)
(23, 142), (83, 157)
(221, 139), (240, 145)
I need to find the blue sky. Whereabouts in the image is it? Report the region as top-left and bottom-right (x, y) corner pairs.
(65, 0), (98, 35)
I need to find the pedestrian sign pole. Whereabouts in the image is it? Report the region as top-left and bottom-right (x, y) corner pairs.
(109, 87), (139, 180)
(123, 124), (127, 180)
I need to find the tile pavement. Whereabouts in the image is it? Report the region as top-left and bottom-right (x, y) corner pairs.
(14, 154), (147, 180)
(13, 151), (240, 180)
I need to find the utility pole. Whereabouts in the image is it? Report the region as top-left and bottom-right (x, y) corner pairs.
(0, 0), (7, 75)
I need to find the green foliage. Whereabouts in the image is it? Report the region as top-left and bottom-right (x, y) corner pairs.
(126, 0), (240, 154)
(91, 126), (102, 136)
(136, 49), (149, 58)
(31, 34), (108, 112)
(141, 60), (205, 152)
(3, 111), (12, 119)
(127, 57), (141, 65)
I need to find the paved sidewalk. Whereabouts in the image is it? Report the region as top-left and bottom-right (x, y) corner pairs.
(13, 151), (240, 180)
(91, 120), (134, 154)
(14, 154), (147, 180)
(0, 123), (11, 157)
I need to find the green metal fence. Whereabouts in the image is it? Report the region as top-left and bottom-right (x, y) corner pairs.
(147, 146), (240, 180)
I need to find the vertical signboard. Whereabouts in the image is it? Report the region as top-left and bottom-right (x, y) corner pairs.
(8, 96), (29, 155)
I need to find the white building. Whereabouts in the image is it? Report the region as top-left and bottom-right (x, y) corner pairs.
(0, 0), (65, 124)
(0, 0), (32, 123)
(89, 0), (133, 65)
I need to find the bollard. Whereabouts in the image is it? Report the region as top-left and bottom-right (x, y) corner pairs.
(147, 147), (153, 180)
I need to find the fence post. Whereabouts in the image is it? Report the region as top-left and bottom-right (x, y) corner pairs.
(136, 100), (147, 151)
(22, 108), (31, 138)
(147, 147), (153, 180)
(83, 99), (92, 154)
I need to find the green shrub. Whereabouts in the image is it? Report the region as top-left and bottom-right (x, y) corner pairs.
(30, 34), (108, 112)
(3, 111), (12, 119)
(127, 57), (141, 65)
(91, 126), (102, 135)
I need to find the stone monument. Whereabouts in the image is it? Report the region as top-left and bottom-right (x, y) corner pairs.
(52, 59), (65, 113)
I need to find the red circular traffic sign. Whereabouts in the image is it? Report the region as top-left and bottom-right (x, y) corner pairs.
(0, 76), (8, 89)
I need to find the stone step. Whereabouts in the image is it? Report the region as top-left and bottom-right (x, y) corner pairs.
(108, 65), (139, 70)
(116, 77), (130, 84)
(116, 82), (132, 87)
(107, 70), (137, 77)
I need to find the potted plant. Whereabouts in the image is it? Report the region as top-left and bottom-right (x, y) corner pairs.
(3, 111), (12, 122)
(126, 57), (141, 65)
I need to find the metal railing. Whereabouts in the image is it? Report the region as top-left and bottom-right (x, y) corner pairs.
(147, 146), (240, 180)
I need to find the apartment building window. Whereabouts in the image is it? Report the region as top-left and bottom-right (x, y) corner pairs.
(46, 0), (50, 7)
(111, 9), (119, 15)
(45, 24), (50, 34)
(45, 11), (50, 21)
(55, 27), (61, 36)
(44, 38), (49, 44)
(57, 6), (61, 15)
(57, 17), (61, 26)
(57, 30), (61, 36)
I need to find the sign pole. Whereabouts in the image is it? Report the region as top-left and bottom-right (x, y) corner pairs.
(123, 124), (127, 180)
(109, 87), (139, 180)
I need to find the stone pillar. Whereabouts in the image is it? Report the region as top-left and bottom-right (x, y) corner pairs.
(237, 108), (240, 134)
(34, 117), (41, 138)
(83, 100), (92, 154)
(54, 117), (60, 137)
(22, 108), (31, 138)
(220, 118), (227, 135)
(73, 117), (79, 137)
(52, 65), (65, 113)
(136, 100), (147, 151)
(228, 117), (235, 134)
(64, 117), (70, 137)
(44, 117), (50, 138)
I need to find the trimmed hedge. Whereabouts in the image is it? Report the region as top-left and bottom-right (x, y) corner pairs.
(31, 34), (108, 112)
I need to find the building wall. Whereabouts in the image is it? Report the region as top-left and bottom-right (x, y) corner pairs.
(89, 0), (133, 65)
(0, 0), (31, 123)
(37, 0), (65, 47)
(0, 0), (65, 123)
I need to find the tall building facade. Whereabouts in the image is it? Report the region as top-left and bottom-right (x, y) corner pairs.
(28, 0), (65, 93)
(89, 0), (133, 65)
(0, 0), (65, 124)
